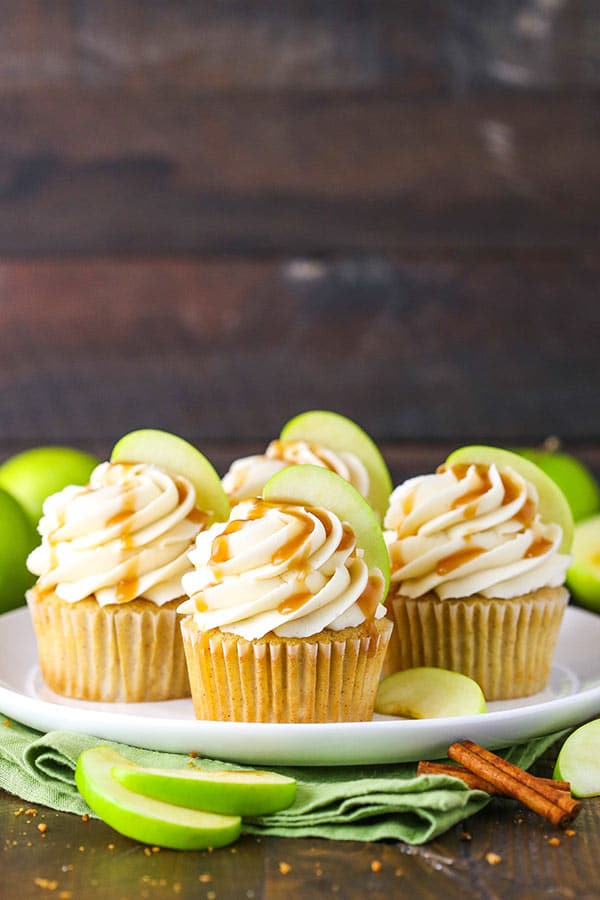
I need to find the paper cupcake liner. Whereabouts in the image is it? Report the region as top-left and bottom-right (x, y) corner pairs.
(384, 586), (569, 700)
(181, 616), (393, 723)
(27, 589), (190, 702)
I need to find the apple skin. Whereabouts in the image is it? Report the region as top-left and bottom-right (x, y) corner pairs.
(111, 429), (230, 523)
(0, 446), (99, 527)
(518, 449), (600, 523)
(75, 747), (241, 850)
(553, 718), (600, 797)
(112, 765), (296, 817)
(0, 488), (38, 613)
(375, 667), (487, 719)
(263, 463), (390, 595)
(280, 410), (392, 522)
(566, 514), (600, 611)
(446, 445), (574, 553)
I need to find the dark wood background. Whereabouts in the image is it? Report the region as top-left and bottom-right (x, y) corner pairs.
(0, 0), (598, 467)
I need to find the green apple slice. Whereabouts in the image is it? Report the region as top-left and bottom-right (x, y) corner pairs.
(263, 464), (390, 595)
(75, 747), (241, 850)
(0, 488), (37, 612)
(375, 667), (487, 718)
(518, 448), (600, 522)
(445, 445), (574, 553)
(0, 446), (99, 526)
(553, 719), (600, 797)
(111, 429), (230, 522)
(566, 514), (600, 611)
(280, 410), (392, 521)
(112, 765), (296, 816)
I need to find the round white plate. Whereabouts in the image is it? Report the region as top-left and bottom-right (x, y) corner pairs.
(1, 606), (599, 766)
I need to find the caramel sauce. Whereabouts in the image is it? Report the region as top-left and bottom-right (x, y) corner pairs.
(515, 498), (536, 528)
(193, 596), (208, 612)
(189, 508), (208, 527)
(436, 547), (484, 576)
(402, 492), (414, 516)
(116, 557), (140, 604)
(451, 469), (492, 518)
(277, 590), (312, 615)
(357, 576), (382, 618)
(501, 475), (520, 506)
(389, 544), (404, 570)
(211, 519), (246, 563)
(525, 537), (552, 558)
(337, 524), (355, 553)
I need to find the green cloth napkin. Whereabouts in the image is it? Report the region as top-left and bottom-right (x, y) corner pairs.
(0, 715), (566, 845)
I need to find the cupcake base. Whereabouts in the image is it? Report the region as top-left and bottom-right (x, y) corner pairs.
(27, 588), (190, 702)
(181, 616), (393, 723)
(383, 586), (569, 700)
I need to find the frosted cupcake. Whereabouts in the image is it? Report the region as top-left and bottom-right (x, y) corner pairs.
(26, 430), (229, 702)
(179, 465), (393, 722)
(383, 448), (573, 700)
(222, 410), (392, 522)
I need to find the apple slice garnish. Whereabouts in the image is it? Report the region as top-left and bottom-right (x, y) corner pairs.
(112, 765), (296, 817)
(445, 445), (574, 553)
(375, 667), (487, 718)
(111, 429), (230, 523)
(75, 747), (241, 850)
(280, 410), (392, 521)
(553, 718), (600, 797)
(263, 464), (390, 595)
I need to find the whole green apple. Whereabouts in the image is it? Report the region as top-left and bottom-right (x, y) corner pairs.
(0, 446), (99, 527)
(518, 448), (600, 522)
(0, 488), (37, 613)
(567, 514), (600, 611)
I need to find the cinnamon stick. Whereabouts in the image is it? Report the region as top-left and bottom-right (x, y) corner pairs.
(417, 760), (571, 796)
(447, 740), (580, 828)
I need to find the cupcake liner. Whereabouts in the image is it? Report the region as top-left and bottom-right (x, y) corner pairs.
(384, 586), (568, 700)
(181, 616), (393, 723)
(27, 589), (190, 702)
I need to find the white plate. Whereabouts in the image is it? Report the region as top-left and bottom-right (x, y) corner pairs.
(1, 606), (599, 766)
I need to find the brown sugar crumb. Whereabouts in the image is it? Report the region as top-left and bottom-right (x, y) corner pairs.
(485, 852), (502, 865)
(152, 846), (160, 853)
(33, 877), (58, 890)
(173, 884), (182, 895)
(370, 860), (382, 873)
(14, 808), (25, 817)
(278, 862), (292, 875)
(548, 837), (561, 847)
(394, 867), (404, 877)
(189, 751), (198, 758)
(460, 831), (472, 841)
(565, 829), (576, 838)
(81, 814), (89, 823)
(37, 823), (48, 834)
(3, 718), (11, 727)
(26, 809), (38, 817)
(198, 874), (212, 883)
(514, 816), (524, 824)
(206, 892), (217, 900)
(59, 893), (72, 900)
(144, 847), (152, 857)
(107, 843), (115, 850)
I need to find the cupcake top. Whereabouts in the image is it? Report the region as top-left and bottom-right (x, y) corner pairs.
(178, 497), (386, 640)
(384, 462), (571, 600)
(27, 461), (207, 607)
(222, 440), (370, 504)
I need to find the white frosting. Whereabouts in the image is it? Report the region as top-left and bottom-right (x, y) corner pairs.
(222, 440), (370, 503)
(179, 498), (385, 640)
(27, 462), (206, 607)
(384, 463), (571, 600)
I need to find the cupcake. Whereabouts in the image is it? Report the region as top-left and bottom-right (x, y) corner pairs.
(383, 448), (573, 700)
(221, 410), (392, 522)
(26, 431), (229, 702)
(179, 465), (393, 722)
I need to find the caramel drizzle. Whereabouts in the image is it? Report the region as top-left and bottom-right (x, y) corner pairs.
(436, 547), (484, 576)
(357, 575), (382, 618)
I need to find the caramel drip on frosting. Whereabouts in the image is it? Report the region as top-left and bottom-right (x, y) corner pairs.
(436, 547), (484, 576)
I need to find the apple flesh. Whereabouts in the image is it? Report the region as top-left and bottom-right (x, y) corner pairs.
(0, 488), (38, 613)
(263, 464), (390, 595)
(0, 446), (99, 527)
(445, 445), (574, 553)
(375, 667), (487, 718)
(518, 448), (600, 523)
(553, 719), (600, 797)
(75, 747), (241, 850)
(111, 429), (230, 523)
(112, 765), (296, 816)
(280, 410), (392, 522)
(566, 514), (600, 611)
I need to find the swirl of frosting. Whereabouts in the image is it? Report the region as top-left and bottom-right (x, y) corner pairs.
(384, 463), (571, 600)
(178, 498), (385, 640)
(27, 462), (207, 607)
(222, 439), (370, 503)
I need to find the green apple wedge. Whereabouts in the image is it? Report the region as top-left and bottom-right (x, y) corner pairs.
(518, 447), (600, 522)
(375, 667), (487, 718)
(112, 765), (296, 817)
(566, 514), (600, 611)
(111, 429), (230, 523)
(263, 464), (390, 595)
(0, 488), (38, 612)
(75, 747), (241, 850)
(280, 410), (392, 522)
(445, 445), (574, 553)
(0, 446), (99, 526)
(553, 719), (600, 797)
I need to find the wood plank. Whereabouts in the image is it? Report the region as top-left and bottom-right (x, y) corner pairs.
(0, 91), (598, 255)
(0, 258), (597, 445)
